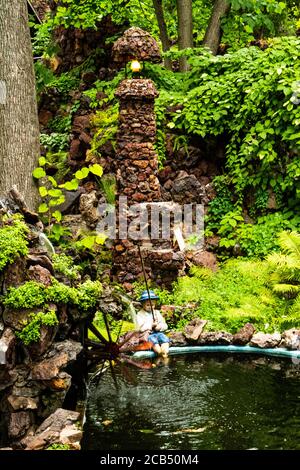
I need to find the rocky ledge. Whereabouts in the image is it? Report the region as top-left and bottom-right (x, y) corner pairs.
(168, 320), (300, 351)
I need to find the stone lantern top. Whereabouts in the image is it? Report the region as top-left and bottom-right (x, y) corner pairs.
(112, 27), (162, 64)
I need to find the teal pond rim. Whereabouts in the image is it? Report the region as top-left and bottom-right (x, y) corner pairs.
(132, 345), (300, 360)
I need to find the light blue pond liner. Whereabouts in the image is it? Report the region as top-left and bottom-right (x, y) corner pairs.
(132, 345), (300, 360)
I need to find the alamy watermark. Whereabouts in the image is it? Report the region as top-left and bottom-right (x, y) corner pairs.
(96, 197), (205, 251)
(0, 80), (6, 105)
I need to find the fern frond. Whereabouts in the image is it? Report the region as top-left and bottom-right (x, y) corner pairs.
(278, 231), (300, 259)
(273, 283), (300, 297)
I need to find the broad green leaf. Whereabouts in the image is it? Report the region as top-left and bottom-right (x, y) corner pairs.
(89, 164), (103, 177)
(33, 167), (46, 179)
(48, 189), (63, 198)
(48, 176), (58, 188)
(38, 203), (49, 213)
(95, 234), (107, 245)
(81, 236), (96, 249)
(62, 179), (79, 191)
(39, 186), (48, 197)
(75, 167), (90, 180)
(52, 211), (62, 222)
(39, 157), (47, 166)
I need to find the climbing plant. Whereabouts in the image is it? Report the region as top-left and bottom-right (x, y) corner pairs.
(168, 37), (300, 206)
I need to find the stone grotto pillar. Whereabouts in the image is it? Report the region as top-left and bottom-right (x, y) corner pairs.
(111, 28), (185, 286)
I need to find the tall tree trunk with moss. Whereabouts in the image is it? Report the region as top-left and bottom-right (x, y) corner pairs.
(0, 0), (40, 210)
(152, 0), (172, 70)
(203, 0), (231, 55)
(176, 0), (193, 72)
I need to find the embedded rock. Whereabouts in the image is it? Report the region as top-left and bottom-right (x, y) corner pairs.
(7, 396), (38, 411)
(0, 369), (18, 391)
(8, 411), (32, 440)
(233, 323), (256, 346)
(0, 328), (16, 368)
(30, 353), (69, 381)
(170, 172), (204, 204)
(184, 319), (207, 342)
(55, 188), (85, 214)
(59, 425), (82, 446)
(25, 324), (58, 358)
(61, 214), (85, 236)
(3, 257), (27, 288)
(249, 332), (281, 349)
(3, 308), (38, 331)
(188, 250), (217, 271)
(198, 331), (233, 345)
(28, 265), (52, 287)
(46, 340), (83, 363)
(24, 408), (81, 450)
(168, 331), (188, 346)
(280, 329), (300, 350)
(27, 254), (54, 274)
(79, 191), (99, 228)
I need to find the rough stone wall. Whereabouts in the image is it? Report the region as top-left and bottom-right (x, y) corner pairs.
(0, 211), (84, 449)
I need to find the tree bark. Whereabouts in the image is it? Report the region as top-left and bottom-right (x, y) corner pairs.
(152, 0), (172, 70)
(0, 0), (40, 210)
(176, 0), (193, 72)
(203, 0), (231, 55)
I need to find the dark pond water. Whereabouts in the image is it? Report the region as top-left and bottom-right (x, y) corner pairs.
(82, 354), (300, 450)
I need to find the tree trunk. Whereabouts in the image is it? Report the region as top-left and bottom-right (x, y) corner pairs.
(0, 0), (40, 210)
(176, 0), (193, 72)
(203, 0), (231, 55)
(152, 0), (172, 70)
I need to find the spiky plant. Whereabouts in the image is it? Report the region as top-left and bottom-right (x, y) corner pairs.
(267, 231), (300, 299)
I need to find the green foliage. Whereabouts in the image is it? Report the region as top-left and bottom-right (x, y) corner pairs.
(77, 280), (102, 311)
(3, 281), (46, 309)
(83, 72), (125, 108)
(46, 443), (71, 451)
(211, 211), (300, 258)
(16, 311), (58, 346)
(46, 279), (78, 305)
(268, 231), (300, 300)
(52, 253), (81, 282)
(40, 133), (70, 152)
(4, 279), (102, 312)
(33, 159), (103, 238)
(172, 38), (300, 205)
(0, 217), (29, 272)
(52, 0), (129, 29)
(206, 176), (236, 232)
(223, 0), (290, 49)
(92, 311), (135, 342)
(170, 259), (288, 333)
(30, 16), (57, 58)
(75, 233), (107, 252)
(88, 107), (118, 159)
(99, 175), (116, 205)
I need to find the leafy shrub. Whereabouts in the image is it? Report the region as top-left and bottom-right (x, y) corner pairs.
(40, 133), (70, 152)
(0, 217), (29, 272)
(4, 279), (102, 312)
(77, 280), (102, 311)
(16, 311), (58, 345)
(155, 38), (300, 208)
(52, 253), (81, 282)
(3, 281), (45, 309)
(213, 211), (300, 258)
(46, 443), (71, 451)
(169, 259), (288, 333)
(268, 231), (300, 300)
